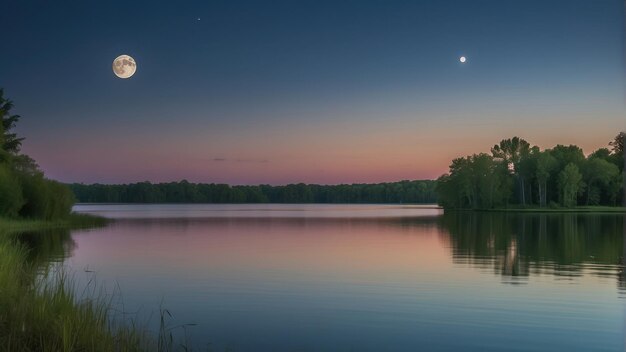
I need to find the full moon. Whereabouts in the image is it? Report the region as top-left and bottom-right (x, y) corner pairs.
(112, 55), (137, 79)
(459, 56), (467, 63)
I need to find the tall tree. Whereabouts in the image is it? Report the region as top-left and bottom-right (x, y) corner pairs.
(609, 132), (625, 155)
(558, 163), (584, 208)
(491, 137), (531, 205)
(608, 132), (625, 174)
(551, 145), (585, 167)
(450, 156), (476, 207)
(0, 89), (24, 154)
(535, 151), (557, 207)
(589, 148), (611, 161)
(607, 171), (623, 206)
(583, 157), (619, 205)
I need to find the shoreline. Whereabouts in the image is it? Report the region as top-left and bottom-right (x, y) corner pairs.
(443, 206), (626, 214)
(0, 213), (109, 233)
(0, 213), (155, 351)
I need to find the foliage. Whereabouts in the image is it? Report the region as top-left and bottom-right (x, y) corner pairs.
(0, 165), (24, 217)
(535, 150), (557, 207)
(436, 154), (511, 209)
(0, 226), (192, 351)
(610, 132), (624, 155)
(0, 90), (75, 220)
(0, 89), (24, 154)
(558, 163), (584, 208)
(582, 157), (619, 205)
(609, 132), (625, 171)
(70, 180), (438, 204)
(19, 174), (76, 220)
(437, 133), (625, 209)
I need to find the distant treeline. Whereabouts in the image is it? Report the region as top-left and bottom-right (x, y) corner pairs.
(69, 180), (437, 204)
(0, 90), (74, 219)
(436, 133), (625, 209)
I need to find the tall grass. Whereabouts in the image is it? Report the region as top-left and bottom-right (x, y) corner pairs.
(0, 235), (150, 351)
(0, 217), (194, 351)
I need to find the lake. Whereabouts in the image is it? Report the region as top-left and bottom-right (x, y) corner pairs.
(25, 204), (626, 351)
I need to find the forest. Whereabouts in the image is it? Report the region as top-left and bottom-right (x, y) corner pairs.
(436, 134), (625, 209)
(70, 180), (437, 204)
(0, 90), (74, 219)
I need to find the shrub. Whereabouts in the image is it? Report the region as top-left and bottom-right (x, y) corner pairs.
(45, 180), (75, 219)
(0, 165), (24, 217)
(19, 173), (74, 220)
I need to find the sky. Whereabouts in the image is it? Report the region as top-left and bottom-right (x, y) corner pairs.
(1, 0), (624, 185)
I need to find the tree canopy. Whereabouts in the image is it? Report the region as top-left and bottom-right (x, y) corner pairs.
(437, 134), (624, 209)
(70, 180), (437, 204)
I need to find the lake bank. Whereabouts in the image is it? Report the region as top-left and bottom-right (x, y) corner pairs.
(443, 206), (626, 213)
(0, 213), (109, 233)
(0, 213), (165, 351)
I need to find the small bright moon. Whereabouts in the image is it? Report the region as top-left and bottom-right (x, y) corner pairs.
(112, 55), (137, 79)
(459, 56), (467, 63)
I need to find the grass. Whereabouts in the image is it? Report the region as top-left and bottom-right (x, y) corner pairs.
(0, 214), (193, 352)
(0, 231), (147, 351)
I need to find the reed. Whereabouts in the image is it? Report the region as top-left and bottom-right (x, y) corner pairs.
(0, 216), (193, 351)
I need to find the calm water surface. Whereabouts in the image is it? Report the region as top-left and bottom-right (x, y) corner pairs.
(30, 205), (626, 351)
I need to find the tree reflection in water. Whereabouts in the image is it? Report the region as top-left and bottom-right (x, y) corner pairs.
(13, 212), (626, 292)
(437, 212), (624, 287)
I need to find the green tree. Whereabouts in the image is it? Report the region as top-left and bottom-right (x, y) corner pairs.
(435, 153), (511, 209)
(607, 171), (623, 206)
(516, 146), (540, 205)
(589, 148), (611, 161)
(608, 132), (625, 173)
(558, 163), (584, 207)
(449, 156), (476, 207)
(535, 150), (557, 207)
(0, 89), (24, 154)
(609, 132), (624, 155)
(491, 137), (531, 205)
(0, 165), (24, 217)
(583, 157), (619, 205)
(551, 145), (585, 170)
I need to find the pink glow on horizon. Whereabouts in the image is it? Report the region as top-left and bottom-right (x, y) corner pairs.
(21, 110), (624, 185)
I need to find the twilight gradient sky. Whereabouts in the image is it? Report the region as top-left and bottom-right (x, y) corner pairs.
(1, 0), (624, 184)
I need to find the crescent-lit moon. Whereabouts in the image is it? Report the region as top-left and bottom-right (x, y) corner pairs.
(112, 55), (137, 79)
